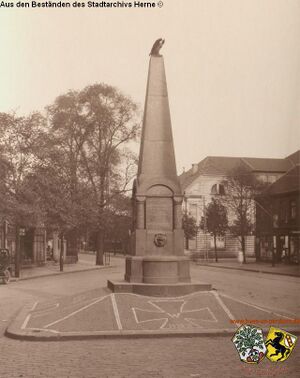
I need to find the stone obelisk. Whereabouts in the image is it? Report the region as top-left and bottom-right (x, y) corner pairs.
(124, 52), (190, 286)
(108, 41), (210, 295)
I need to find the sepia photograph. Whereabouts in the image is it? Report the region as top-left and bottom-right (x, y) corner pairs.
(0, 1), (299, 377)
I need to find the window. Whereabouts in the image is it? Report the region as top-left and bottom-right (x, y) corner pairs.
(210, 236), (225, 249)
(273, 214), (279, 228)
(268, 175), (277, 183)
(280, 201), (288, 223)
(290, 200), (297, 220)
(211, 183), (225, 195)
(257, 174), (267, 182)
(189, 203), (197, 219)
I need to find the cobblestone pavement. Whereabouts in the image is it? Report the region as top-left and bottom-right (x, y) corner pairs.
(0, 336), (299, 378)
(1, 259), (299, 377)
(12, 289), (299, 338)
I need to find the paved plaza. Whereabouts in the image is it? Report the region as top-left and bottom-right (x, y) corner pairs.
(1, 256), (299, 377)
(6, 289), (300, 340)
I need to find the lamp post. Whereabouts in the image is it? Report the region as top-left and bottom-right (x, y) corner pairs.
(15, 226), (20, 278)
(14, 226), (25, 278)
(272, 235), (276, 267)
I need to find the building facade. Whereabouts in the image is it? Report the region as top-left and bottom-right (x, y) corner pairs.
(180, 153), (297, 258)
(256, 163), (300, 264)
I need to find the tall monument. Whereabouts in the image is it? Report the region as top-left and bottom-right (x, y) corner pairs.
(108, 40), (210, 295)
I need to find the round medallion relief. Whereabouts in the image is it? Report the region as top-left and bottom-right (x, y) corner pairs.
(154, 233), (167, 247)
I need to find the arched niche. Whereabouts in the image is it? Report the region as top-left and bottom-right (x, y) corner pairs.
(146, 185), (173, 230)
(146, 185), (173, 197)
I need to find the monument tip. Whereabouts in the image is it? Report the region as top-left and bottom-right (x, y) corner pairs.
(149, 38), (165, 57)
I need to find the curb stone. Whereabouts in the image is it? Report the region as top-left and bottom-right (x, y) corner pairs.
(5, 301), (236, 341)
(196, 263), (300, 278)
(5, 298), (300, 341)
(9, 265), (115, 282)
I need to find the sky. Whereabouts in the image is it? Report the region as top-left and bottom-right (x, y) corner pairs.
(0, 0), (299, 173)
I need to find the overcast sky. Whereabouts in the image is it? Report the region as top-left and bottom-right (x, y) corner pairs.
(1, 0), (299, 173)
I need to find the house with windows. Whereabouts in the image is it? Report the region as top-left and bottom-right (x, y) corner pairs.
(255, 162), (300, 264)
(179, 152), (298, 258)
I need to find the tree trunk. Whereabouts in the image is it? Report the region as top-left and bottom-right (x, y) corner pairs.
(15, 225), (20, 278)
(241, 235), (246, 264)
(96, 176), (106, 266)
(255, 238), (260, 262)
(67, 229), (79, 262)
(272, 245), (276, 267)
(214, 235), (218, 263)
(60, 233), (64, 272)
(185, 237), (189, 250)
(96, 229), (104, 265)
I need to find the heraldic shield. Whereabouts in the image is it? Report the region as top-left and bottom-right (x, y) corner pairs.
(232, 325), (266, 364)
(265, 327), (297, 362)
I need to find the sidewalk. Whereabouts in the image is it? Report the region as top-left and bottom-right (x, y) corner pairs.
(195, 257), (300, 277)
(11, 255), (114, 281)
(11, 255), (300, 281)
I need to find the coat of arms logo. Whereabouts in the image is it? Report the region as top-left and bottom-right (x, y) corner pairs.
(232, 325), (266, 364)
(265, 327), (297, 362)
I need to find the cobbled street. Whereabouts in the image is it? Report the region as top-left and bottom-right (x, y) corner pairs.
(0, 256), (299, 378)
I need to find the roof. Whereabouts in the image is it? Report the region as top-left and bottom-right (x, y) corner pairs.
(179, 151), (299, 190)
(179, 156), (248, 189)
(286, 150), (300, 166)
(265, 165), (300, 195)
(241, 157), (292, 172)
(179, 169), (198, 189)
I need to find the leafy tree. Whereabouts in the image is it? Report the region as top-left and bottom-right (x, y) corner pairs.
(0, 111), (47, 275)
(45, 84), (140, 264)
(0, 83), (140, 267)
(44, 91), (98, 258)
(0, 153), (10, 214)
(182, 213), (198, 249)
(101, 194), (132, 255)
(206, 198), (228, 262)
(0, 111), (47, 226)
(221, 165), (261, 263)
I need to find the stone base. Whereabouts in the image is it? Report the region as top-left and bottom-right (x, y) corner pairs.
(107, 279), (212, 297)
(125, 255), (191, 284)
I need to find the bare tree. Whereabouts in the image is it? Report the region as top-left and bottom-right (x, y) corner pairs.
(182, 213), (198, 250)
(222, 165), (261, 264)
(206, 198), (228, 262)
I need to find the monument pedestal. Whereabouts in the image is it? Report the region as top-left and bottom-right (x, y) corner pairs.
(124, 255), (190, 284)
(109, 254), (211, 297)
(108, 278), (211, 297)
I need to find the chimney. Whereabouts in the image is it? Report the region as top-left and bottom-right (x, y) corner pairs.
(192, 163), (198, 174)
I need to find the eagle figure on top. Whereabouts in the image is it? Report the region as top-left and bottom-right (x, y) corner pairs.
(149, 38), (165, 56)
